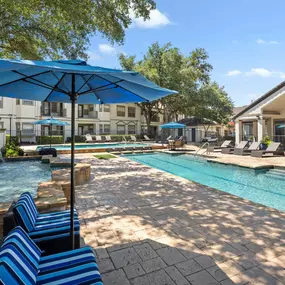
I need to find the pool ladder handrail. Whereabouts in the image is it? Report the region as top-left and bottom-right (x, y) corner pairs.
(194, 142), (210, 158)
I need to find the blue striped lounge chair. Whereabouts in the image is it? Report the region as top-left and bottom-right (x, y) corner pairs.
(12, 192), (81, 254)
(0, 226), (103, 285)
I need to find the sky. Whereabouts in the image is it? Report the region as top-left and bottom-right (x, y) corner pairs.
(87, 0), (285, 107)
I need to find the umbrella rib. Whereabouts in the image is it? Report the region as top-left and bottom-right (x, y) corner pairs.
(12, 70), (68, 94)
(44, 73), (68, 102)
(90, 73), (150, 102)
(50, 71), (70, 93)
(0, 70), (51, 87)
(76, 74), (94, 93)
(78, 80), (125, 96)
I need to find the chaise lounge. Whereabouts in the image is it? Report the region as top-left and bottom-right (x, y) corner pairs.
(251, 142), (284, 157)
(85, 134), (96, 143)
(12, 192), (80, 253)
(233, 141), (260, 155)
(0, 226), (103, 285)
(221, 141), (248, 154)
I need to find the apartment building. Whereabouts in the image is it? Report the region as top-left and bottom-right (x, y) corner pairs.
(0, 97), (163, 142)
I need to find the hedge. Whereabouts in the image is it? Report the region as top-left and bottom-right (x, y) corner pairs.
(36, 136), (64, 144)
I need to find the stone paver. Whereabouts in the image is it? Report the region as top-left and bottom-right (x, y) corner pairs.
(134, 243), (158, 261)
(156, 247), (187, 266)
(71, 154), (285, 285)
(175, 259), (203, 277)
(186, 270), (220, 285)
(123, 264), (145, 279)
(130, 269), (175, 285)
(109, 247), (142, 269)
(141, 257), (167, 273)
(102, 269), (130, 285)
(165, 266), (190, 285)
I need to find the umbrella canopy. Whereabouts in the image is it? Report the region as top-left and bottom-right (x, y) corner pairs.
(160, 122), (186, 129)
(0, 59), (177, 249)
(33, 117), (69, 147)
(277, 125), (285, 128)
(33, 117), (69, 126)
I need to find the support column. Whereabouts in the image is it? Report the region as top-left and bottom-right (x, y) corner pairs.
(257, 117), (264, 142)
(235, 121), (240, 145)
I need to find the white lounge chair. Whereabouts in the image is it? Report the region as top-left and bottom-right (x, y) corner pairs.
(143, 135), (151, 141)
(130, 135), (137, 142)
(95, 135), (104, 142)
(85, 134), (95, 143)
(105, 135), (112, 142)
(251, 142), (284, 157)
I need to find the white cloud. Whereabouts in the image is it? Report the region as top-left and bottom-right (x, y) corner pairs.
(98, 44), (117, 55)
(256, 39), (280, 45)
(87, 50), (102, 62)
(226, 70), (242, 76)
(246, 68), (272, 77)
(130, 9), (171, 29)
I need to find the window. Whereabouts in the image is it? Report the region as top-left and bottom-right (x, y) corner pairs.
(117, 105), (125, 117)
(104, 104), (110, 112)
(128, 125), (136, 134)
(243, 122), (253, 140)
(83, 109), (89, 116)
(128, 107), (136, 118)
(22, 100), (34, 106)
(0, 97), (3, 108)
(274, 120), (285, 141)
(78, 105), (83, 117)
(117, 124), (125, 134)
(51, 102), (57, 112)
(22, 123), (34, 134)
(104, 124), (110, 134)
(16, 122), (20, 131)
(99, 105), (102, 112)
(99, 124), (103, 134)
(0, 122), (4, 129)
(16, 99), (20, 105)
(89, 105), (94, 111)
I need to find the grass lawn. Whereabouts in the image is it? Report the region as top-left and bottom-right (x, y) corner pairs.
(94, 154), (117, 159)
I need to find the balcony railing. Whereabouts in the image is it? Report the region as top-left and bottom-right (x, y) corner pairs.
(41, 106), (67, 117)
(78, 111), (98, 119)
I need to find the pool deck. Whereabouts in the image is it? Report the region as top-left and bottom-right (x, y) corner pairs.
(70, 153), (285, 285)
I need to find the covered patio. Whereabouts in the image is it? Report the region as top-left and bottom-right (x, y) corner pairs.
(234, 81), (285, 147)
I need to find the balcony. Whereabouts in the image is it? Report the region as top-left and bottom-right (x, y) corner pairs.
(78, 111), (98, 119)
(41, 103), (66, 117)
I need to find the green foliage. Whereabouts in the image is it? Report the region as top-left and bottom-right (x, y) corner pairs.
(36, 136), (64, 144)
(1, 142), (24, 158)
(261, 135), (272, 147)
(5, 135), (20, 145)
(0, 0), (155, 59)
(119, 42), (217, 134)
(94, 154), (116, 159)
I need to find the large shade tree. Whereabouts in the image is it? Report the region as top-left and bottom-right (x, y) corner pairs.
(119, 42), (213, 134)
(0, 0), (155, 59)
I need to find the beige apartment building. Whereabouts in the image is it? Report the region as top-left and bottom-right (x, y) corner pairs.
(0, 97), (163, 142)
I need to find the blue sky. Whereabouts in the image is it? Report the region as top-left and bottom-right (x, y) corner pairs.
(87, 0), (285, 107)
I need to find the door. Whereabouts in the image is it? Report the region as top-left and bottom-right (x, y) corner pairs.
(191, 128), (196, 142)
(178, 129), (183, 137)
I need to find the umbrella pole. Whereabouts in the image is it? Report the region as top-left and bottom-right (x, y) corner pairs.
(50, 124), (52, 148)
(70, 74), (76, 250)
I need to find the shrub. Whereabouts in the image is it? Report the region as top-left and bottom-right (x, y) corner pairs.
(36, 136), (64, 144)
(5, 135), (20, 145)
(1, 142), (24, 158)
(261, 135), (272, 147)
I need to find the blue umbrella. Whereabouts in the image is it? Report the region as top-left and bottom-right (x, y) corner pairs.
(160, 122), (186, 129)
(0, 59), (177, 248)
(33, 117), (69, 148)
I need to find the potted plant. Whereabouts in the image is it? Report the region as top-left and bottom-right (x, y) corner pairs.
(260, 135), (271, 150)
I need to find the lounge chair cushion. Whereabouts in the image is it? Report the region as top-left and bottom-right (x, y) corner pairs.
(0, 227), (103, 285)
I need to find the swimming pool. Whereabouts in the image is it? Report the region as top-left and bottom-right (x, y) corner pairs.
(37, 143), (151, 150)
(125, 153), (285, 211)
(0, 161), (51, 203)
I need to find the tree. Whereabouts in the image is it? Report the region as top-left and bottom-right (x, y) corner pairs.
(0, 0), (155, 59)
(185, 82), (233, 132)
(119, 42), (213, 134)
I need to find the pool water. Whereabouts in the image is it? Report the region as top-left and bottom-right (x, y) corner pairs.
(0, 161), (51, 203)
(125, 153), (285, 212)
(37, 143), (150, 150)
